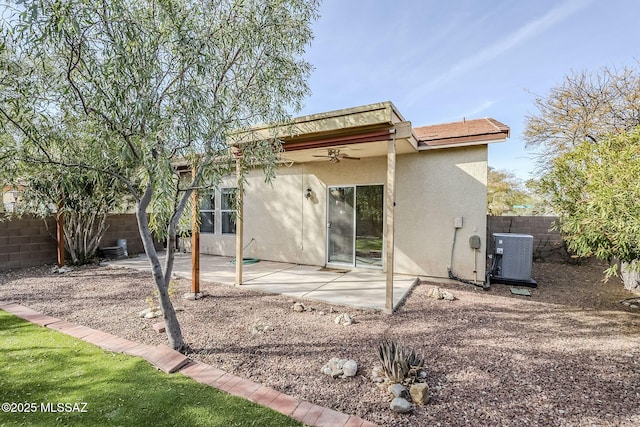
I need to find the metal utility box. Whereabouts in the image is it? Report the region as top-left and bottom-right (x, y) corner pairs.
(489, 233), (537, 287)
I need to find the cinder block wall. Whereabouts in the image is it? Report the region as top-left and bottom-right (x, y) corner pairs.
(0, 214), (162, 271)
(102, 214), (149, 255)
(487, 216), (568, 261)
(0, 215), (58, 270)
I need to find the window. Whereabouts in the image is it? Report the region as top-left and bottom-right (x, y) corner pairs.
(221, 188), (236, 234)
(199, 192), (215, 233)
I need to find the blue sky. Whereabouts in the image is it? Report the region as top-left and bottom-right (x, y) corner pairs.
(300, 0), (639, 180)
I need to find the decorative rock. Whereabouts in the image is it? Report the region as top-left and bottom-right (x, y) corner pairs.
(334, 313), (353, 326)
(152, 322), (166, 334)
(631, 304), (639, 309)
(144, 311), (157, 319)
(292, 302), (305, 312)
(342, 360), (358, 377)
(410, 383), (430, 405)
(318, 311), (326, 316)
(321, 358), (357, 379)
(427, 287), (455, 301)
(52, 266), (73, 274)
(441, 290), (455, 300)
(251, 321), (273, 334)
(182, 292), (204, 300)
(390, 397), (413, 413)
(427, 287), (442, 299)
(389, 383), (409, 399)
(139, 308), (153, 318)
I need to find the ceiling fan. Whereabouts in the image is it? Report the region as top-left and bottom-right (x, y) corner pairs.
(312, 148), (360, 163)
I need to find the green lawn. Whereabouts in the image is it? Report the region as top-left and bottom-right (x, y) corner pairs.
(0, 310), (301, 426)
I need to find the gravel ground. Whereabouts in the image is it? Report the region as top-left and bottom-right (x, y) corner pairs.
(1, 260), (640, 426)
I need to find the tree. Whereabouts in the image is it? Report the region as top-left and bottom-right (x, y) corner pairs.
(524, 63), (640, 170)
(538, 128), (640, 292)
(487, 167), (531, 216)
(0, 0), (319, 351)
(19, 166), (126, 265)
(525, 64), (640, 291)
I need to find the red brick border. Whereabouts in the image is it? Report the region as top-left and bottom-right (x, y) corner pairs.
(0, 302), (378, 427)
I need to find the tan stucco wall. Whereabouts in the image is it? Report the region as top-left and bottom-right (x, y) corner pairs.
(395, 147), (487, 281)
(199, 146), (487, 281)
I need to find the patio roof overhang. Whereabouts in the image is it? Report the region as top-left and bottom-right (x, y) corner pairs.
(232, 101), (419, 163)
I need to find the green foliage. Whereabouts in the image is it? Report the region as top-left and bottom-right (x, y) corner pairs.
(538, 127), (640, 276)
(1, 0), (319, 349)
(487, 167), (533, 216)
(377, 339), (425, 384)
(0, 310), (302, 426)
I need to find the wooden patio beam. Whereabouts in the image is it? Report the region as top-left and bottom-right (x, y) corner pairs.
(191, 168), (200, 294)
(235, 155), (244, 285)
(384, 133), (396, 313)
(56, 199), (64, 268)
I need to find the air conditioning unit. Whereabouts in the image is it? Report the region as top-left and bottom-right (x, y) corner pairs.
(487, 233), (537, 287)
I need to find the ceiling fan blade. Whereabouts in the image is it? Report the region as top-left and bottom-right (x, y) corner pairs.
(340, 155), (361, 160)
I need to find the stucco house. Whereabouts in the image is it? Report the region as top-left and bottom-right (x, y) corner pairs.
(197, 101), (508, 287)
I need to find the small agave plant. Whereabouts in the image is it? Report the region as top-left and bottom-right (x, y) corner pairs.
(377, 339), (425, 384)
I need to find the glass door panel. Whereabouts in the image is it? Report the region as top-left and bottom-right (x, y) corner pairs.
(327, 186), (355, 264)
(355, 185), (384, 267)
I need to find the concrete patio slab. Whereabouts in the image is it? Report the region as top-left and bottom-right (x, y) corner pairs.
(107, 253), (418, 311)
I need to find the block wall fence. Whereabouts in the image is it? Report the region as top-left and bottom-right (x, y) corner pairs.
(0, 214), (160, 271)
(1, 214), (567, 271)
(487, 215), (569, 261)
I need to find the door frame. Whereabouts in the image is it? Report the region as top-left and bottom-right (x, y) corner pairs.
(326, 184), (384, 269)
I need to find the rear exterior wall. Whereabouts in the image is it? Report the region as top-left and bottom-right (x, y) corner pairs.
(198, 145), (488, 282)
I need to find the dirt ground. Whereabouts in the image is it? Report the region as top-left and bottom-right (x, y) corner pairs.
(1, 259), (639, 427)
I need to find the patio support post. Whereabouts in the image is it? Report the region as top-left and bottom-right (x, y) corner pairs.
(235, 154), (244, 285)
(56, 198), (64, 268)
(191, 168), (200, 294)
(384, 132), (396, 312)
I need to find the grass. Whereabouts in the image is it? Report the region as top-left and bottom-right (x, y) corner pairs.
(0, 310), (301, 427)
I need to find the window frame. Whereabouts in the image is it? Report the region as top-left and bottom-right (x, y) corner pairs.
(220, 187), (237, 235)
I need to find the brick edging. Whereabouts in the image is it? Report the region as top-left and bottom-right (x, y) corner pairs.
(0, 302), (377, 427)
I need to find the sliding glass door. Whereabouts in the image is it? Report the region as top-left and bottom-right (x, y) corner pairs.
(327, 185), (383, 268)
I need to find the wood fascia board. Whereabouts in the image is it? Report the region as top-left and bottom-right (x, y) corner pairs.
(230, 102), (399, 145)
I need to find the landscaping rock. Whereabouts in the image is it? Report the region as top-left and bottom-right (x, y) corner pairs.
(427, 287), (442, 299)
(410, 383), (430, 405)
(144, 311), (158, 319)
(292, 302), (305, 312)
(182, 292), (204, 300)
(427, 286), (456, 301)
(251, 321), (273, 334)
(138, 308), (153, 318)
(390, 397), (413, 413)
(441, 290), (455, 300)
(321, 357), (357, 379)
(334, 313), (353, 326)
(389, 383), (409, 399)
(342, 360), (358, 377)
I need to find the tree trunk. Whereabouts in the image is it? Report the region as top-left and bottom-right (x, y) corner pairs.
(135, 184), (186, 352)
(621, 261), (640, 293)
